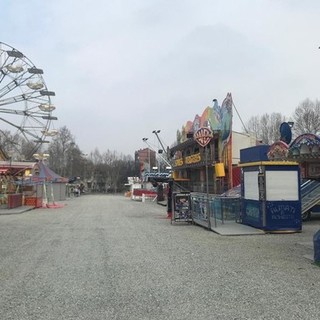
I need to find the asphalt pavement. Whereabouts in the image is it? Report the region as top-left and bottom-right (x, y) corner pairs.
(0, 194), (320, 320)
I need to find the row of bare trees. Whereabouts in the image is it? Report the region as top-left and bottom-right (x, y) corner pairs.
(0, 126), (136, 193)
(245, 98), (320, 144)
(46, 126), (136, 192)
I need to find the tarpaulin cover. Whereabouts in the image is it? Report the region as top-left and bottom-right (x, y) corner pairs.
(31, 161), (68, 183)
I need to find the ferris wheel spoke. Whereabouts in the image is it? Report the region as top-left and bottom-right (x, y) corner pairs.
(0, 109), (52, 120)
(0, 116), (41, 140)
(0, 90), (53, 107)
(0, 75), (34, 97)
(0, 94), (30, 106)
(0, 80), (27, 98)
(0, 108), (26, 116)
(0, 72), (42, 98)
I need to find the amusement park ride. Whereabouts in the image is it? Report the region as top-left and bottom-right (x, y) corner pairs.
(0, 41), (58, 160)
(0, 42), (59, 208)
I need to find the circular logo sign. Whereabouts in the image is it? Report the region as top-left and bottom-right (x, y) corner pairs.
(194, 127), (213, 147)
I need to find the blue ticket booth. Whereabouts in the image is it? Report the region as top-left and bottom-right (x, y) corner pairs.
(239, 161), (302, 232)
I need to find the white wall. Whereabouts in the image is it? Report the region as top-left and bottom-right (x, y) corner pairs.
(232, 131), (257, 165)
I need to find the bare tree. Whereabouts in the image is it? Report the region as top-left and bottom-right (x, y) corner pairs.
(246, 115), (262, 141)
(48, 126), (76, 177)
(45, 127), (136, 190)
(0, 130), (17, 159)
(246, 113), (286, 145)
(89, 148), (104, 166)
(292, 98), (320, 136)
(87, 149), (135, 193)
(105, 152), (133, 193)
(0, 130), (37, 160)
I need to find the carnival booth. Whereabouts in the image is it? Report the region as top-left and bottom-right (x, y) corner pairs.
(267, 127), (320, 221)
(168, 93), (260, 229)
(239, 145), (302, 232)
(24, 161), (68, 207)
(0, 160), (34, 209)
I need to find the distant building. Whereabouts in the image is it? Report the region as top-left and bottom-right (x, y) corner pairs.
(135, 148), (156, 177)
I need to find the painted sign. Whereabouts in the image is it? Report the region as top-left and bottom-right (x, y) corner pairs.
(173, 192), (192, 221)
(185, 153), (202, 164)
(175, 158), (184, 166)
(194, 127), (213, 147)
(267, 141), (289, 161)
(179, 92), (233, 157)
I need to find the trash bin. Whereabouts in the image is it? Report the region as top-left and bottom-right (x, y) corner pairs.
(313, 230), (320, 263)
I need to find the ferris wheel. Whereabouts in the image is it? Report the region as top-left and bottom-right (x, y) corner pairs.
(0, 41), (58, 160)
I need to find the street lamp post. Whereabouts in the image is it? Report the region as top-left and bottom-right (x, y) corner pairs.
(204, 145), (213, 228)
(194, 127), (214, 229)
(152, 129), (168, 158)
(143, 136), (172, 168)
(33, 153), (50, 208)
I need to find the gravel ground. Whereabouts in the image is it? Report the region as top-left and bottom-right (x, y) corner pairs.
(0, 194), (319, 320)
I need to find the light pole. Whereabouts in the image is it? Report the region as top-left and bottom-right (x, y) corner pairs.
(194, 127), (214, 229)
(33, 153), (50, 207)
(152, 129), (168, 158)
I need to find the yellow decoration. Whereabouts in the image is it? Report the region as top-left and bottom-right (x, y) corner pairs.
(215, 163), (225, 177)
(185, 153), (201, 164)
(175, 158), (184, 166)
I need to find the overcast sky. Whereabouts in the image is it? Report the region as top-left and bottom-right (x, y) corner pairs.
(1, 0), (320, 156)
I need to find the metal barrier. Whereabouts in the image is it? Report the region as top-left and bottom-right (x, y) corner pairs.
(212, 196), (241, 223)
(190, 192), (241, 228)
(190, 193), (216, 228)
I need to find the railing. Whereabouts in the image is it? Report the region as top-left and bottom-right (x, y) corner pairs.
(190, 192), (241, 228)
(212, 196), (241, 223)
(301, 179), (320, 197)
(301, 179), (320, 214)
(190, 192), (215, 223)
(172, 181), (191, 193)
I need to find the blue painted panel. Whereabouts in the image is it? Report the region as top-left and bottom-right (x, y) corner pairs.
(265, 201), (301, 231)
(265, 165), (298, 172)
(240, 145), (269, 163)
(242, 200), (263, 228)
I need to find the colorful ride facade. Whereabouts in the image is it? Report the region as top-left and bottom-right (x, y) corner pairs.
(268, 132), (320, 179)
(169, 93), (256, 194)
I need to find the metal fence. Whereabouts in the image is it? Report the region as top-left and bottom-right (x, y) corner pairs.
(190, 192), (241, 227)
(212, 196), (241, 223)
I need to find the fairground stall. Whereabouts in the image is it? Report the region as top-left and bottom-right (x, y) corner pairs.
(0, 160), (34, 209)
(22, 160), (68, 207)
(168, 93), (257, 228)
(239, 151), (301, 232)
(268, 131), (320, 220)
